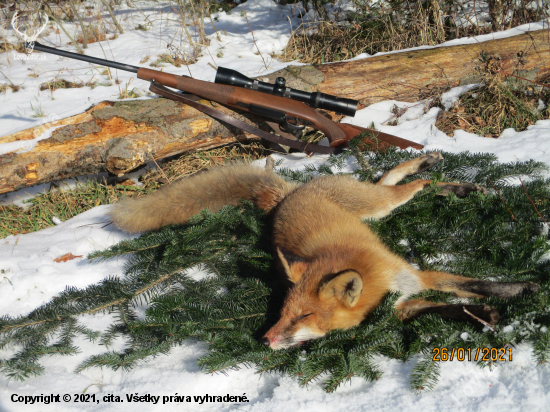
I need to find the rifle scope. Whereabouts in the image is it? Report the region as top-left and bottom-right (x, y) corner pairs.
(215, 67), (358, 117)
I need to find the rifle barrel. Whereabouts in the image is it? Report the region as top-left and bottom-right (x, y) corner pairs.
(33, 42), (139, 73)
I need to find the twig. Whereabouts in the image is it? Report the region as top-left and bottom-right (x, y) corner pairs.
(206, 3), (221, 41)
(152, 157), (171, 184)
(265, 155), (275, 171)
(99, 0), (124, 34)
(42, 3), (84, 53)
(205, 47), (218, 69)
(174, 0), (197, 50)
(463, 307), (496, 332)
(186, 0), (206, 44)
(487, 176), (517, 221)
(241, 4), (268, 71)
(519, 178), (548, 224)
(497, 68), (550, 90)
(68, 0), (88, 49)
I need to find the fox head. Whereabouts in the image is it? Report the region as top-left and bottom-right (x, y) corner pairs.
(260, 247), (364, 350)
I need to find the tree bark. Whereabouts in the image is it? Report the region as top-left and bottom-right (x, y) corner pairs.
(0, 99), (258, 195)
(1, 29), (549, 195)
(262, 29), (550, 108)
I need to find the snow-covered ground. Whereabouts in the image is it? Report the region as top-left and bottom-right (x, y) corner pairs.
(1, 154), (549, 412)
(1, 1), (549, 411)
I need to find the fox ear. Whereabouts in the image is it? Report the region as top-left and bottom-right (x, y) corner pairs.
(320, 270), (363, 308)
(277, 247), (308, 283)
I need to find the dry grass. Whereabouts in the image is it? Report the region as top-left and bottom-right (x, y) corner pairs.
(0, 42), (17, 53)
(280, 19), (463, 64)
(280, 0), (549, 65)
(280, 2), (462, 64)
(0, 182), (121, 238)
(151, 53), (186, 68)
(436, 72), (550, 137)
(0, 143), (268, 239)
(116, 78), (142, 99)
(280, 22), (364, 65)
(0, 41), (28, 54)
(0, 83), (21, 93)
(150, 44), (203, 67)
(75, 23), (107, 45)
(139, 143), (268, 188)
(39, 78), (87, 92)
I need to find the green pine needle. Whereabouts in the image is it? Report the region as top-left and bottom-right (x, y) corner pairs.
(1, 150), (549, 392)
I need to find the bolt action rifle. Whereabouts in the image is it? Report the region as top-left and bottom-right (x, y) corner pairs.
(33, 42), (423, 154)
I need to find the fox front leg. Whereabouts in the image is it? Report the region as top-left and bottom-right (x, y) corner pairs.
(396, 270), (539, 325)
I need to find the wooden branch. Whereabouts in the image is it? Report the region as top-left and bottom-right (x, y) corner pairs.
(1, 29), (549, 195)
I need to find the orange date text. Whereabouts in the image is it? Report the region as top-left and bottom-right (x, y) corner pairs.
(432, 347), (512, 362)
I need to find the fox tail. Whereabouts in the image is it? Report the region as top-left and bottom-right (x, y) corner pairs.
(110, 163), (294, 233)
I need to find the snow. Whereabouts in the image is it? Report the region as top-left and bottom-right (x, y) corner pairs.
(440, 85), (482, 111)
(1, 1), (550, 411)
(342, 100), (550, 167)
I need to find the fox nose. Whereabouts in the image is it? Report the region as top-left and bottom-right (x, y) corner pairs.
(259, 337), (270, 346)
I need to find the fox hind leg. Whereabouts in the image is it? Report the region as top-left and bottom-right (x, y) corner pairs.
(356, 153), (486, 219)
(377, 152), (444, 186)
(373, 155), (530, 325)
(376, 153), (486, 196)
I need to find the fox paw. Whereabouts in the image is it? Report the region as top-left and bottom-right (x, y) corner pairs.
(503, 281), (540, 296)
(438, 183), (487, 198)
(522, 282), (540, 294)
(462, 304), (501, 326)
(415, 152), (444, 174)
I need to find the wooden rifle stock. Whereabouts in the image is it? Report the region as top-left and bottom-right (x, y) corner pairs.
(137, 69), (348, 145)
(137, 69), (423, 150)
(337, 123), (424, 150)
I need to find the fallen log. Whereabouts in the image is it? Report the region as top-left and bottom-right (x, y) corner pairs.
(262, 29), (550, 106)
(0, 98), (260, 195)
(1, 29), (549, 195)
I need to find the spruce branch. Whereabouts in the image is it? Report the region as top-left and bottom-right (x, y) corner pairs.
(1, 152), (549, 392)
(410, 354), (441, 392)
(519, 178), (549, 224)
(487, 176), (517, 221)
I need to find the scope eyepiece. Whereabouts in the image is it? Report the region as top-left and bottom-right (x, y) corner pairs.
(215, 67), (358, 117)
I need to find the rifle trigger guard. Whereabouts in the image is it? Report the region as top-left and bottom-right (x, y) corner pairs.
(280, 116), (306, 137)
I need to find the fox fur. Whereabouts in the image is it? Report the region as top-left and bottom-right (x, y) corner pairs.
(111, 153), (539, 350)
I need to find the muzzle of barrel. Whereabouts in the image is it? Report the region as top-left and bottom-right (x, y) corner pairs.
(215, 67), (358, 117)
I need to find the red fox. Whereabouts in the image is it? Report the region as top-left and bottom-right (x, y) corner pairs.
(111, 153), (538, 350)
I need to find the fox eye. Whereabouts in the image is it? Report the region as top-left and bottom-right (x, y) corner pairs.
(295, 313), (313, 321)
